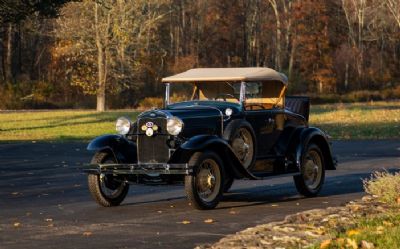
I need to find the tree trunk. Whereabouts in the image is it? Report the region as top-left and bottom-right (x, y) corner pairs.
(5, 23), (13, 83)
(288, 38), (296, 82)
(345, 62), (349, 90)
(269, 0), (282, 71)
(95, 3), (106, 112)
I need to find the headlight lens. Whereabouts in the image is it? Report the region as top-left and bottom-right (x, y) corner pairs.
(115, 117), (131, 135)
(166, 117), (183, 136)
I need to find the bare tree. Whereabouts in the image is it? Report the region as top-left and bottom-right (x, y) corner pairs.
(268, 0), (282, 71)
(384, 0), (400, 28)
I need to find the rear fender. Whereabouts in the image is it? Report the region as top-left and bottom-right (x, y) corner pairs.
(288, 127), (336, 170)
(87, 135), (137, 163)
(171, 135), (258, 179)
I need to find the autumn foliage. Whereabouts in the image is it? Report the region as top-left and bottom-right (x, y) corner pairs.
(0, 0), (399, 109)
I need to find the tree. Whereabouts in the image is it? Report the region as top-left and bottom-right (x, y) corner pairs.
(384, 0), (400, 28)
(55, 0), (167, 111)
(0, 0), (71, 83)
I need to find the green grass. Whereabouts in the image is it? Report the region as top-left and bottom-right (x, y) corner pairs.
(309, 213), (400, 249)
(0, 110), (139, 141)
(0, 101), (398, 141)
(310, 101), (400, 140)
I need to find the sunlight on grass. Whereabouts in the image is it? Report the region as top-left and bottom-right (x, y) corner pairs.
(0, 110), (139, 141)
(310, 101), (400, 139)
(0, 101), (398, 141)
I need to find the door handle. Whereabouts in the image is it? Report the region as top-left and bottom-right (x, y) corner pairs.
(267, 118), (275, 126)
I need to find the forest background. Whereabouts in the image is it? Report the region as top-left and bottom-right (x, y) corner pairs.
(0, 0), (399, 111)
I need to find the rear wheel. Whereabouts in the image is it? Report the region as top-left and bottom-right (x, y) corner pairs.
(293, 143), (325, 197)
(87, 152), (129, 207)
(185, 151), (225, 210)
(223, 120), (256, 169)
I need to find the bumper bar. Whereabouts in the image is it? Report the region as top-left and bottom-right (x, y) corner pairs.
(83, 163), (191, 175)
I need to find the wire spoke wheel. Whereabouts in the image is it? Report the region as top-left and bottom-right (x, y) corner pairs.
(231, 127), (254, 168)
(185, 151), (225, 210)
(87, 152), (129, 207)
(195, 159), (221, 202)
(303, 150), (322, 190)
(293, 143), (325, 197)
(98, 159), (127, 199)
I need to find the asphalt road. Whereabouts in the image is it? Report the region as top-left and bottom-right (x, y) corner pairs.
(0, 140), (399, 249)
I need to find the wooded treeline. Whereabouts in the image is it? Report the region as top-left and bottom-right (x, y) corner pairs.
(0, 0), (399, 110)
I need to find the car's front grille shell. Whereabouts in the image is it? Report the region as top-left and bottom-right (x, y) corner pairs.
(137, 118), (170, 163)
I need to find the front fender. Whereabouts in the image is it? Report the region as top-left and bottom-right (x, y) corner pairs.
(289, 127), (336, 170)
(171, 135), (259, 180)
(87, 134), (137, 163)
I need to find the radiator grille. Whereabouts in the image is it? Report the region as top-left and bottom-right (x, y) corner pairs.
(137, 118), (170, 163)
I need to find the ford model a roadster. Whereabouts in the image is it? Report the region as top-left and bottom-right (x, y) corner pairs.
(84, 68), (336, 210)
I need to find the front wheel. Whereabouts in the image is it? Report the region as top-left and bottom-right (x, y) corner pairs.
(293, 143), (325, 197)
(87, 152), (129, 207)
(185, 151), (225, 210)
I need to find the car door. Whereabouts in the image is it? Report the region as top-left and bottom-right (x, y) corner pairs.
(245, 109), (281, 158)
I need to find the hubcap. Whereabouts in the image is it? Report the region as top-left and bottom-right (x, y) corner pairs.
(303, 150), (322, 190)
(196, 159), (221, 202)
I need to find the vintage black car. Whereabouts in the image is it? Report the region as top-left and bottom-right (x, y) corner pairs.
(84, 68), (336, 210)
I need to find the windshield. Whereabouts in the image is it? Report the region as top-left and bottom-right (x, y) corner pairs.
(167, 82), (242, 104)
(165, 81), (286, 109)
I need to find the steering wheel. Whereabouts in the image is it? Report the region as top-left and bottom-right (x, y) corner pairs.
(215, 94), (239, 102)
(246, 104), (266, 110)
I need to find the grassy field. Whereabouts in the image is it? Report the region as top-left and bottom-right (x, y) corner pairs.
(309, 101), (400, 140)
(0, 101), (399, 141)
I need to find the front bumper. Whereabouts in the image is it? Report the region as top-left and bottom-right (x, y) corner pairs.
(83, 163), (191, 175)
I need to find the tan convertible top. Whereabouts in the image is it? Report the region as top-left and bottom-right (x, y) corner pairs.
(161, 67), (288, 85)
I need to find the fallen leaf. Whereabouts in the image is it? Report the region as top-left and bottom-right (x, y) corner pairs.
(157, 210), (162, 214)
(346, 238), (358, 249)
(82, 231), (92, 236)
(204, 219), (215, 223)
(376, 226), (384, 234)
(45, 218), (53, 222)
(271, 204), (279, 207)
(180, 220), (191, 225)
(347, 229), (361, 236)
(320, 239), (331, 249)
(383, 221), (393, 227)
(13, 222), (21, 228)
(229, 210), (237, 215)
(170, 205), (175, 208)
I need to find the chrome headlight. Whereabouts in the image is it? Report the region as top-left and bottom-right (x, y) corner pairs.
(115, 117), (131, 135)
(166, 117), (183, 136)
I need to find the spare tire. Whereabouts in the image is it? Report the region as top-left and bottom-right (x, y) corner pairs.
(223, 120), (256, 169)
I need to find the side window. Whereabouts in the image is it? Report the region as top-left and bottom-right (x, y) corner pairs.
(244, 81), (286, 111)
(245, 82), (268, 111)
